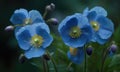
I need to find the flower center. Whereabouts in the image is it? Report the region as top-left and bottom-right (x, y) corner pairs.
(69, 26), (81, 38)
(30, 34), (44, 48)
(90, 21), (100, 31)
(70, 47), (78, 56)
(24, 18), (32, 25)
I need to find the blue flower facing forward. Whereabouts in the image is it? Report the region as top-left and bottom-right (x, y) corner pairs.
(83, 6), (114, 44)
(58, 13), (93, 48)
(67, 47), (84, 64)
(15, 23), (53, 59)
(10, 8), (44, 26)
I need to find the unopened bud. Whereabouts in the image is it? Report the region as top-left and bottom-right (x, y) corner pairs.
(43, 54), (50, 61)
(45, 3), (55, 12)
(86, 46), (93, 56)
(19, 54), (27, 64)
(110, 44), (117, 53)
(47, 18), (58, 25)
(50, 3), (55, 10)
(5, 25), (14, 31)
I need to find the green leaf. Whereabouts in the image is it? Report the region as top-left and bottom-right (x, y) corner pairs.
(109, 54), (120, 70)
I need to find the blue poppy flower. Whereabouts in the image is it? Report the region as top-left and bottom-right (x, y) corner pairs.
(58, 13), (93, 48)
(10, 8), (44, 25)
(15, 23), (53, 59)
(67, 47), (84, 64)
(83, 6), (114, 44)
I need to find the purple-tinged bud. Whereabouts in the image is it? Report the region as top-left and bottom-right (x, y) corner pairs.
(86, 46), (93, 56)
(19, 54), (27, 64)
(110, 44), (117, 53)
(43, 54), (50, 61)
(50, 18), (58, 25)
(5, 25), (14, 31)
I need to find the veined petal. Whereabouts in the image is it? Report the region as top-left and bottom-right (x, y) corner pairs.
(25, 47), (45, 59)
(10, 12), (27, 24)
(97, 16), (114, 39)
(96, 34), (108, 45)
(90, 6), (107, 16)
(15, 8), (28, 17)
(58, 13), (80, 31)
(98, 28), (113, 39)
(36, 25), (53, 48)
(87, 11), (97, 21)
(15, 27), (31, 50)
(29, 10), (44, 23)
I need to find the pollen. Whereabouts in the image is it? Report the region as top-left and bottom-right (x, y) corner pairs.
(70, 47), (78, 56)
(69, 26), (81, 38)
(30, 34), (44, 48)
(24, 18), (32, 25)
(90, 21), (100, 31)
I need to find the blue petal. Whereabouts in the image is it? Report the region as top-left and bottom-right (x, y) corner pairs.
(59, 17), (78, 47)
(10, 13), (27, 24)
(10, 9), (28, 24)
(96, 34), (108, 44)
(67, 34), (87, 48)
(25, 47), (45, 59)
(58, 13), (80, 32)
(15, 8), (28, 17)
(90, 6), (107, 16)
(98, 28), (113, 39)
(29, 10), (44, 23)
(81, 25), (93, 41)
(36, 25), (53, 48)
(83, 7), (89, 16)
(15, 27), (31, 50)
(34, 23), (50, 33)
(97, 16), (114, 39)
(67, 48), (84, 64)
(87, 11), (97, 21)
(58, 14), (79, 47)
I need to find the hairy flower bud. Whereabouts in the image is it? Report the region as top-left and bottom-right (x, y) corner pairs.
(47, 18), (58, 25)
(45, 3), (55, 12)
(19, 54), (27, 64)
(86, 46), (93, 56)
(110, 44), (117, 53)
(5, 25), (14, 31)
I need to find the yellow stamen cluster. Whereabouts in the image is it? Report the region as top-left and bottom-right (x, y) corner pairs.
(69, 26), (81, 38)
(24, 18), (32, 25)
(90, 21), (100, 31)
(30, 34), (44, 48)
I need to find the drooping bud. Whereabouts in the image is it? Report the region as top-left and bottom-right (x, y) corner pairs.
(47, 18), (58, 25)
(5, 25), (14, 31)
(19, 54), (27, 64)
(45, 3), (55, 12)
(50, 3), (55, 10)
(86, 46), (93, 56)
(43, 54), (50, 61)
(109, 44), (117, 53)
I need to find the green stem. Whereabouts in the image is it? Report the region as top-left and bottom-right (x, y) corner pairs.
(84, 45), (87, 72)
(43, 10), (48, 20)
(42, 57), (49, 72)
(66, 62), (73, 70)
(47, 51), (58, 72)
(101, 47), (110, 72)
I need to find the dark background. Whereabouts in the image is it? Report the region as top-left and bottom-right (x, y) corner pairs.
(0, 0), (120, 72)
